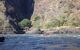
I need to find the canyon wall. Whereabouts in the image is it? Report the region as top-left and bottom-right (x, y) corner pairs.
(0, 0), (80, 31)
(32, 0), (80, 29)
(33, 0), (80, 17)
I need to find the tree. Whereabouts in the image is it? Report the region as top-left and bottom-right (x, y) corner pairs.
(19, 19), (31, 28)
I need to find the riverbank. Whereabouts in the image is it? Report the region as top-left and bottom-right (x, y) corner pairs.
(27, 26), (80, 34)
(0, 34), (80, 37)
(0, 26), (80, 35)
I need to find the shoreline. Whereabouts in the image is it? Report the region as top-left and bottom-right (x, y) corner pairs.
(0, 26), (80, 36)
(0, 34), (80, 38)
(28, 26), (80, 34)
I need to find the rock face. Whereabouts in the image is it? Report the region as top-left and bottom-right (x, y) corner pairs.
(0, 0), (35, 34)
(32, 0), (80, 29)
(0, 0), (7, 33)
(0, 0), (80, 32)
(4, 0), (34, 33)
(33, 0), (80, 17)
(0, 0), (6, 21)
(5, 0), (34, 20)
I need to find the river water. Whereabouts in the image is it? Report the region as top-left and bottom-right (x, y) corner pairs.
(0, 34), (80, 50)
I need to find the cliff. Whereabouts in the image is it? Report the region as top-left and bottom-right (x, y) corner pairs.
(0, 0), (80, 33)
(0, 0), (8, 33)
(32, 0), (80, 29)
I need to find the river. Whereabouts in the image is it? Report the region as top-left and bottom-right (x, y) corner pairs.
(0, 34), (80, 50)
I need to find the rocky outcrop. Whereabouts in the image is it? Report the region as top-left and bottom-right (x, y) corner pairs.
(33, 0), (80, 17)
(0, 0), (80, 33)
(4, 0), (34, 34)
(5, 0), (34, 20)
(32, 0), (80, 29)
(0, 0), (7, 33)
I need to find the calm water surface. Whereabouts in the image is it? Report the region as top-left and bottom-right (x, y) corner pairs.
(0, 34), (80, 50)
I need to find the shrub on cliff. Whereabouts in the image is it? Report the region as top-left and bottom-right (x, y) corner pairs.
(56, 16), (80, 27)
(19, 19), (31, 28)
(45, 20), (60, 29)
(34, 16), (40, 21)
(67, 16), (80, 27)
(32, 15), (80, 29)
(32, 16), (41, 28)
(57, 16), (68, 26)
(45, 16), (67, 29)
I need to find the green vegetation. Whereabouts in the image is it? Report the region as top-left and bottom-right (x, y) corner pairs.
(32, 16), (80, 29)
(57, 16), (67, 26)
(45, 20), (59, 29)
(56, 16), (80, 27)
(33, 16), (40, 21)
(19, 19), (31, 28)
(67, 16), (80, 27)
(44, 16), (67, 29)
(32, 16), (41, 28)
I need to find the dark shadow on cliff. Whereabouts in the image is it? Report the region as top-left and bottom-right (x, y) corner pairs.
(5, 0), (35, 34)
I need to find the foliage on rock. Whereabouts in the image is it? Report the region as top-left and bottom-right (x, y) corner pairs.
(19, 19), (31, 28)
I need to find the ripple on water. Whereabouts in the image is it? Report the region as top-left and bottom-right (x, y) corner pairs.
(0, 34), (80, 50)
